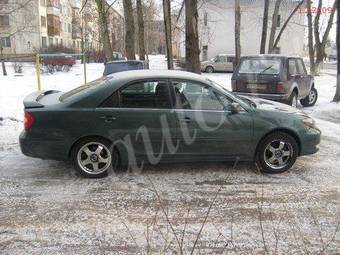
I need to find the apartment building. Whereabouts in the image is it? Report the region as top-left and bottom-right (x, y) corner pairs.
(0, 0), (124, 57)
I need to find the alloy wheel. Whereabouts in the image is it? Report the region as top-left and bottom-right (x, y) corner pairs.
(77, 142), (112, 174)
(264, 140), (293, 170)
(308, 89), (316, 105)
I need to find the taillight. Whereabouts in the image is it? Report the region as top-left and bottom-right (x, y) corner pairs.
(231, 80), (237, 91)
(24, 111), (34, 130)
(276, 82), (285, 93)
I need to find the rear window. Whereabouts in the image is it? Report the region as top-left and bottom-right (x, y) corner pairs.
(103, 62), (144, 76)
(238, 58), (281, 74)
(59, 77), (108, 101)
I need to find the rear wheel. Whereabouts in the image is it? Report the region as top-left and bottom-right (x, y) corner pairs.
(287, 91), (298, 107)
(71, 138), (117, 178)
(205, 66), (214, 73)
(256, 132), (298, 174)
(300, 87), (318, 107)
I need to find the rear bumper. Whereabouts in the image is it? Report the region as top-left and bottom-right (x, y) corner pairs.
(299, 127), (321, 156)
(234, 92), (290, 102)
(19, 131), (69, 160)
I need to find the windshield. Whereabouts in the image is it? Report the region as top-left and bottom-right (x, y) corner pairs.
(59, 76), (108, 101)
(239, 59), (281, 74)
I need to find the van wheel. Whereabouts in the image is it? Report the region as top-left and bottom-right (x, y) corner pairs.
(300, 87), (318, 107)
(71, 137), (117, 178)
(287, 91), (298, 107)
(256, 132), (298, 174)
(205, 66), (214, 73)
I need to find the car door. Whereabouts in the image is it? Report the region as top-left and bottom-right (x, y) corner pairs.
(296, 58), (310, 97)
(96, 79), (177, 163)
(214, 55), (225, 71)
(288, 58), (303, 97)
(171, 79), (253, 160)
(226, 56), (235, 71)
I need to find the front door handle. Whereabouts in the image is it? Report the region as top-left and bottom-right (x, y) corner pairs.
(100, 115), (116, 122)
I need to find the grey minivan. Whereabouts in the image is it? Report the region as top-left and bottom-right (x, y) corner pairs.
(231, 55), (318, 107)
(201, 54), (235, 73)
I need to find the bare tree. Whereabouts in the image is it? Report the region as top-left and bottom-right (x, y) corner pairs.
(234, 0), (241, 67)
(313, 0), (337, 74)
(185, 0), (201, 74)
(123, 0), (136, 60)
(260, 0), (269, 54)
(333, 0), (340, 102)
(163, 0), (173, 69)
(271, 0), (305, 54)
(95, 0), (113, 62)
(307, 0), (316, 75)
(136, 0), (146, 61)
(268, 0), (282, 53)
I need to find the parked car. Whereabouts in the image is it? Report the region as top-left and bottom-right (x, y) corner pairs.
(41, 53), (76, 66)
(112, 52), (126, 61)
(103, 60), (148, 76)
(20, 70), (320, 178)
(201, 54), (235, 73)
(231, 55), (318, 107)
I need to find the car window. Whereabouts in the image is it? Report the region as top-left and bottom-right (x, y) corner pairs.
(172, 81), (224, 111)
(238, 59), (281, 74)
(227, 57), (234, 63)
(120, 80), (171, 109)
(100, 91), (119, 108)
(288, 59), (298, 75)
(296, 59), (306, 75)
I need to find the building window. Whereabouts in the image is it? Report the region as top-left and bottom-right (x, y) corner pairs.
(0, 0), (9, 4)
(0, 15), (9, 26)
(42, 36), (47, 47)
(41, 16), (47, 27)
(49, 37), (53, 46)
(0, 37), (11, 47)
(60, 38), (63, 46)
(277, 15), (281, 27)
(40, 0), (45, 6)
(68, 23), (71, 33)
(204, 12), (208, 26)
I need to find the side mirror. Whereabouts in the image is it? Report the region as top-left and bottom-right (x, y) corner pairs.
(230, 102), (242, 114)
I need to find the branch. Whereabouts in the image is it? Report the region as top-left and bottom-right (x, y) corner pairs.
(272, 0), (305, 50)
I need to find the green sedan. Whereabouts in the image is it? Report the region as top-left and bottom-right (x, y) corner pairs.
(19, 70), (321, 178)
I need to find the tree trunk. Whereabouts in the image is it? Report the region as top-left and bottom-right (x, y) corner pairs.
(1, 60), (7, 76)
(136, 0), (146, 61)
(307, 0), (316, 75)
(272, 0), (304, 52)
(95, 0), (113, 62)
(268, 0), (282, 53)
(123, 0), (136, 60)
(163, 0), (174, 69)
(333, 0), (340, 102)
(234, 0), (241, 67)
(185, 0), (201, 74)
(260, 0), (269, 54)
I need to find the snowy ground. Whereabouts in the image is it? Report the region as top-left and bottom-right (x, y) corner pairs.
(0, 55), (339, 254)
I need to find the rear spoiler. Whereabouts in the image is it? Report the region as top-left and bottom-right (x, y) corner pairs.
(23, 90), (60, 108)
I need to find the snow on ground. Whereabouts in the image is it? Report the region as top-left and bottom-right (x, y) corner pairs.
(0, 55), (340, 254)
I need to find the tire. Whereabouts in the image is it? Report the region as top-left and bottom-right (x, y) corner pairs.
(256, 132), (299, 174)
(300, 87), (318, 107)
(71, 137), (117, 178)
(205, 66), (214, 73)
(287, 91), (298, 107)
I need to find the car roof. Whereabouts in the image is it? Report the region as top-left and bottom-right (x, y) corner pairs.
(106, 69), (209, 83)
(106, 60), (144, 64)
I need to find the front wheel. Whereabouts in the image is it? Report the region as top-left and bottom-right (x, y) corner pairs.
(256, 132), (298, 174)
(71, 138), (116, 178)
(205, 66), (214, 73)
(300, 87), (318, 107)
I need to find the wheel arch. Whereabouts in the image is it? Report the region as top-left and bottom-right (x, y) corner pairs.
(205, 65), (214, 72)
(254, 128), (301, 160)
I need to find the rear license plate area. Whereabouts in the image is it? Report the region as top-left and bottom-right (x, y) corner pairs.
(247, 83), (267, 90)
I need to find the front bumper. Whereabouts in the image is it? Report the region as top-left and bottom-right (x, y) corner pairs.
(299, 127), (321, 156)
(234, 92), (290, 102)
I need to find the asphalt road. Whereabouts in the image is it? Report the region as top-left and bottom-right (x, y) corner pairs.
(0, 133), (339, 254)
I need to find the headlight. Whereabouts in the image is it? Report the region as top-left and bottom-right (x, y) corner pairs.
(302, 118), (316, 128)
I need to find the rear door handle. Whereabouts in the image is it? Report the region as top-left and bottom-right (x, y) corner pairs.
(181, 116), (192, 123)
(100, 115), (116, 122)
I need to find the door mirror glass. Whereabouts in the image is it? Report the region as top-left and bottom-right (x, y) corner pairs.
(230, 102), (243, 114)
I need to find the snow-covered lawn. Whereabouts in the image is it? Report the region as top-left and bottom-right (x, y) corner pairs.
(0, 55), (340, 254)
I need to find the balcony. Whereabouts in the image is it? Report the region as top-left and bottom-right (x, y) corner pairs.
(46, 6), (60, 16)
(47, 14), (60, 36)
